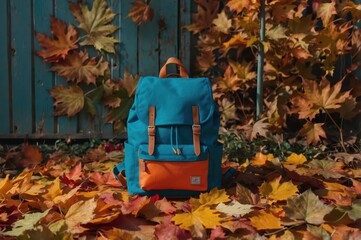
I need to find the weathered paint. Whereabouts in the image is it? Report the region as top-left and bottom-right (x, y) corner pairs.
(0, 0), (192, 139)
(11, 0), (33, 134)
(33, 0), (55, 135)
(0, 0), (10, 135)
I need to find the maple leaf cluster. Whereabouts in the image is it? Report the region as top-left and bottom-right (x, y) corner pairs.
(1, 144), (361, 239)
(35, 0), (137, 129)
(189, 0), (361, 146)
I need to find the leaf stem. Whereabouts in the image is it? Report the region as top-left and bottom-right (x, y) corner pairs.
(323, 108), (347, 153)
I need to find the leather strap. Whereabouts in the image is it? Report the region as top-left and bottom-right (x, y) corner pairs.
(192, 106), (201, 156)
(148, 106), (156, 155)
(113, 162), (127, 186)
(159, 57), (189, 78)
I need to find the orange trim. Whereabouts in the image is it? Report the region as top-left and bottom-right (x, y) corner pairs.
(139, 158), (208, 191)
(192, 106), (201, 156)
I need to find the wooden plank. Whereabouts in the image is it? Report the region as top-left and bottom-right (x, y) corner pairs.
(138, 1), (160, 76)
(33, 0), (55, 135)
(55, 0), (78, 134)
(159, 0), (178, 69)
(179, 0), (192, 73)
(120, 0), (138, 75)
(0, 0), (10, 135)
(10, 0), (33, 134)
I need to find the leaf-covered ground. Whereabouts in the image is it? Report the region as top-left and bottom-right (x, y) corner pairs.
(0, 142), (360, 239)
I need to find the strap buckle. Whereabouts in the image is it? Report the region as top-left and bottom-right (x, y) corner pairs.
(192, 124), (201, 135)
(148, 126), (156, 136)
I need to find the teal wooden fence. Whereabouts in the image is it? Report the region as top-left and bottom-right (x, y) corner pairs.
(0, 0), (191, 139)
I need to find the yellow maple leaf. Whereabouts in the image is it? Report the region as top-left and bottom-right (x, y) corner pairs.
(190, 188), (230, 209)
(172, 205), (222, 230)
(299, 122), (327, 146)
(259, 176), (298, 202)
(286, 153), (307, 165)
(251, 152), (274, 166)
(223, 33), (248, 50)
(0, 175), (13, 198)
(249, 210), (282, 230)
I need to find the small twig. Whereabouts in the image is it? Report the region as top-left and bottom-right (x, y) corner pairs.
(324, 108), (347, 153)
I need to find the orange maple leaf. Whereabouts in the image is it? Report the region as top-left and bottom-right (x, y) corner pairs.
(299, 122), (326, 145)
(291, 78), (351, 120)
(36, 17), (78, 63)
(226, 0), (251, 13)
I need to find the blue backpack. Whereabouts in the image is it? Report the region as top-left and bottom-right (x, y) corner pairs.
(113, 57), (223, 197)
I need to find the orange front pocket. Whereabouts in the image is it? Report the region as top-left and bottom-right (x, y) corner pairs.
(139, 158), (209, 191)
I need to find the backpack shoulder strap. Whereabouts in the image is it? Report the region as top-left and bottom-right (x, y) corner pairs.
(113, 162), (127, 186)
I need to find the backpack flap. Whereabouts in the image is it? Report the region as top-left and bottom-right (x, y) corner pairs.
(135, 76), (215, 126)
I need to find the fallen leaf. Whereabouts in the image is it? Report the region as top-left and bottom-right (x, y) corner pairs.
(213, 11), (232, 34)
(226, 0), (251, 13)
(216, 200), (253, 217)
(235, 183), (260, 205)
(18, 145), (42, 168)
(121, 195), (150, 216)
(249, 210), (282, 230)
(286, 153), (307, 165)
(317, 2), (336, 26)
(284, 189), (334, 225)
(3, 209), (50, 237)
(128, 0), (154, 25)
(210, 226), (226, 240)
(259, 176), (299, 202)
(347, 200), (361, 221)
(155, 198), (177, 214)
(299, 122), (327, 146)
(35, 17), (78, 62)
(173, 205), (222, 230)
(154, 215), (191, 240)
(186, 0), (219, 33)
(64, 198), (97, 234)
(190, 188), (230, 209)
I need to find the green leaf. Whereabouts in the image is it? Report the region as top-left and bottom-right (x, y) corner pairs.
(348, 200), (361, 221)
(4, 209), (50, 236)
(105, 97), (134, 123)
(284, 189), (333, 225)
(84, 96), (97, 116)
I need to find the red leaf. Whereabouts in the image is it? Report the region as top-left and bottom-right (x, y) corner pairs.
(154, 215), (191, 240)
(121, 195), (150, 216)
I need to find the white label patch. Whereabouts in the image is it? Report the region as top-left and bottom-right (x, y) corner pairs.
(190, 176), (201, 185)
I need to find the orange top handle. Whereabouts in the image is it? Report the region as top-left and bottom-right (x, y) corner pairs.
(159, 57), (189, 78)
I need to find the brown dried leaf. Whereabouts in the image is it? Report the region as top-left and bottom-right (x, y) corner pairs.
(35, 17), (78, 62)
(49, 85), (84, 117)
(128, 0), (154, 25)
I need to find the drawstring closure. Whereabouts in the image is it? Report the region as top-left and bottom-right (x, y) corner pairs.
(170, 126), (181, 155)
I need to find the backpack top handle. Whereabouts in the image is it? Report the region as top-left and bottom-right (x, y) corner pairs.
(159, 57), (189, 78)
